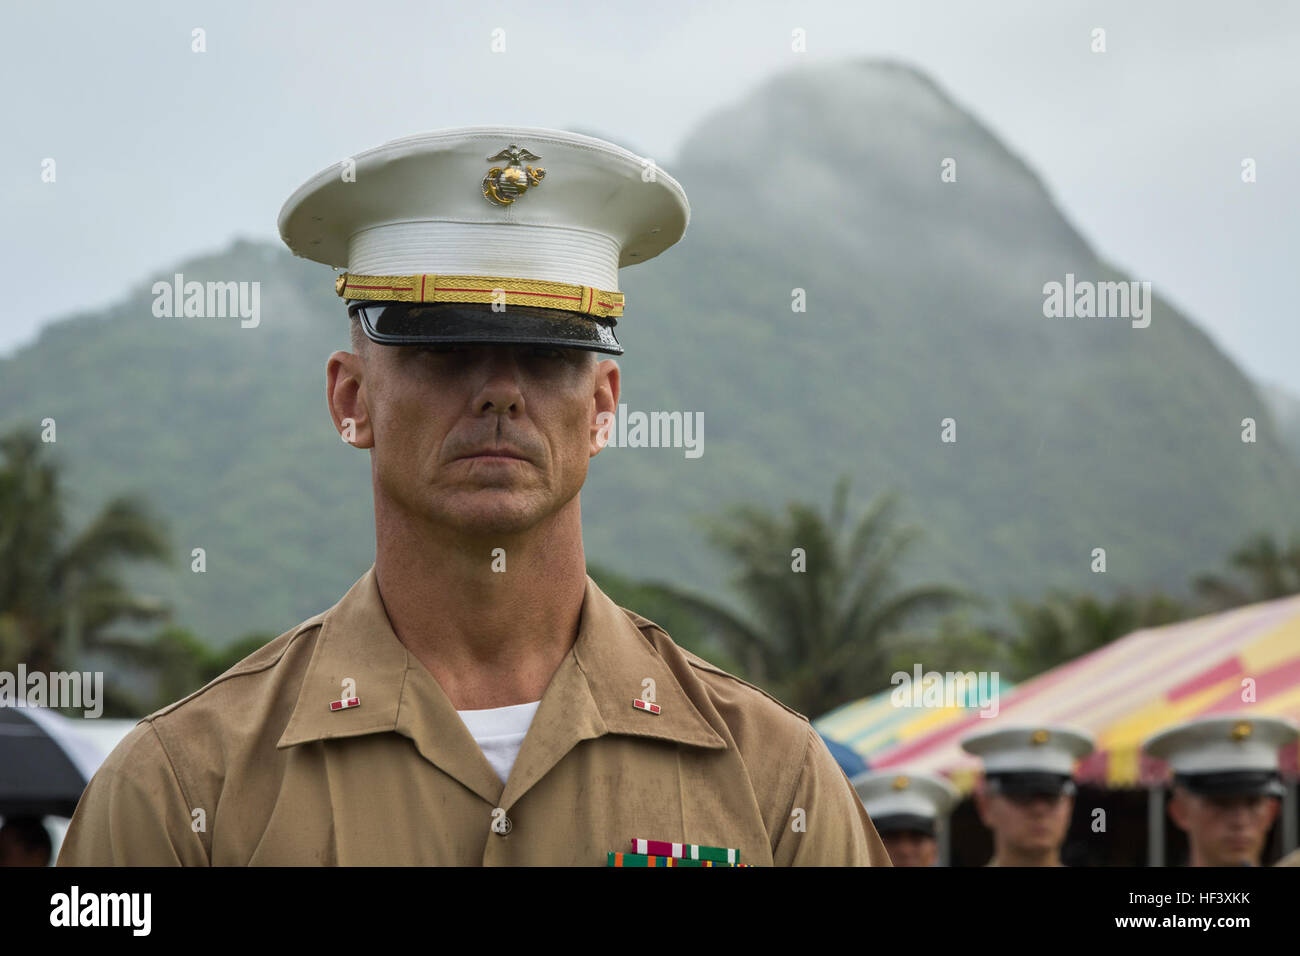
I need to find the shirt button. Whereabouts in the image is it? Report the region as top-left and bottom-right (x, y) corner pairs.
(491, 808), (512, 835)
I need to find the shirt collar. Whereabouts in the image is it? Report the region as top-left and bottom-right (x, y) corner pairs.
(278, 566), (725, 805)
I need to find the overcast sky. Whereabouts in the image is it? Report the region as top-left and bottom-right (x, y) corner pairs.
(3, 0), (1297, 392)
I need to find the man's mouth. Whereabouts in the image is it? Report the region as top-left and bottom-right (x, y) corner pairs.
(456, 447), (530, 463)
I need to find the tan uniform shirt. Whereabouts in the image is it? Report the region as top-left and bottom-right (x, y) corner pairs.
(58, 568), (890, 866)
(1274, 847), (1300, 867)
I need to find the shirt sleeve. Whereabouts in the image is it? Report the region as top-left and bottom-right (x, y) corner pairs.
(57, 720), (209, 867)
(771, 723), (893, 866)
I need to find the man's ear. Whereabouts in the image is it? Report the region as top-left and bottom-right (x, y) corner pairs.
(327, 350), (374, 449)
(1263, 797), (1281, 829)
(589, 357), (620, 458)
(973, 789), (993, 827)
(1167, 789), (1192, 833)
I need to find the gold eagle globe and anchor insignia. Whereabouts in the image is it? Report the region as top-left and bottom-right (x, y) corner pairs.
(482, 145), (546, 205)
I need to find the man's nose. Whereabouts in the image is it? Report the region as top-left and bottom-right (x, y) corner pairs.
(1222, 804), (1255, 824)
(474, 350), (526, 414)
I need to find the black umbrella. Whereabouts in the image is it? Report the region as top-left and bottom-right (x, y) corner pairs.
(0, 707), (109, 818)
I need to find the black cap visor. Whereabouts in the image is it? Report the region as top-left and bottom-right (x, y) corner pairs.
(350, 301), (623, 354)
(872, 813), (937, 837)
(987, 772), (1075, 797)
(1175, 771), (1283, 798)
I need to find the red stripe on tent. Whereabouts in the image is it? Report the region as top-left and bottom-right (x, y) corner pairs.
(1138, 752), (1172, 787)
(1282, 745), (1299, 777)
(1166, 656), (1242, 701)
(1199, 655), (1300, 714)
(873, 711), (989, 766)
(1076, 750), (1108, 784)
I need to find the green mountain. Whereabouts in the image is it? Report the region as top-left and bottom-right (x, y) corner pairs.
(1261, 382), (1300, 466)
(2, 59), (1296, 645)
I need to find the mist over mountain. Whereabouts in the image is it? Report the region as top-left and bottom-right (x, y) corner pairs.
(2, 59), (1295, 643)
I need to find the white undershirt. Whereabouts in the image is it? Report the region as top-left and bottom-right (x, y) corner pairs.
(455, 700), (541, 785)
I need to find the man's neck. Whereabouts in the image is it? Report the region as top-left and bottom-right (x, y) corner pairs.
(373, 497), (588, 711)
(991, 843), (1062, 867)
(1189, 844), (1257, 867)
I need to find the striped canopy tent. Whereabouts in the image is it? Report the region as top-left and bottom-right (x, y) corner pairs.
(847, 593), (1300, 793)
(814, 674), (1012, 778)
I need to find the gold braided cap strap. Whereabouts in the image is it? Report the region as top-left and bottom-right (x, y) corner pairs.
(335, 273), (624, 320)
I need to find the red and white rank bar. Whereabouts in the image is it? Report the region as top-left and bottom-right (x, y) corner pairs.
(632, 698), (661, 715)
(330, 697), (361, 711)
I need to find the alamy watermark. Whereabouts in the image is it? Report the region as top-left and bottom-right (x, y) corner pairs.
(152, 272), (260, 328)
(1042, 273), (1151, 328)
(50, 886), (150, 935)
(890, 664), (1000, 717)
(0, 665), (103, 718)
(596, 404), (703, 459)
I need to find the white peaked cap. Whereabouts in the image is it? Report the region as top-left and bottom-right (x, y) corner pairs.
(852, 770), (960, 821)
(278, 126), (690, 295)
(960, 724), (1095, 776)
(1143, 714), (1299, 776)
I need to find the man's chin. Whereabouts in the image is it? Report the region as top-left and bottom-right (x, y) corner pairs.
(1016, 834), (1061, 854)
(430, 488), (552, 535)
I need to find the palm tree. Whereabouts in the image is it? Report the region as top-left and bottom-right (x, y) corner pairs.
(586, 562), (746, 674)
(1194, 531), (1300, 611)
(1002, 590), (1186, 678)
(0, 430), (171, 679)
(641, 477), (969, 716)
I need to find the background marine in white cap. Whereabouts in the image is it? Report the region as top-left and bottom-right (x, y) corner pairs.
(852, 770), (959, 866)
(961, 724), (1094, 867)
(1143, 714), (1298, 867)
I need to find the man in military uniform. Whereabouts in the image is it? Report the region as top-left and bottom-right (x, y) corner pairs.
(1143, 714), (1298, 867)
(852, 770), (958, 866)
(961, 724), (1094, 866)
(57, 127), (890, 866)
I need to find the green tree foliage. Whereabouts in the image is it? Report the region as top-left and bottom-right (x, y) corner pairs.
(885, 530), (1300, 694)
(883, 608), (1010, 680)
(586, 562), (745, 674)
(637, 477), (970, 716)
(999, 590), (1187, 680)
(0, 430), (171, 677)
(95, 627), (274, 714)
(0, 429), (274, 717)
(1193, 531), (1300, 610)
